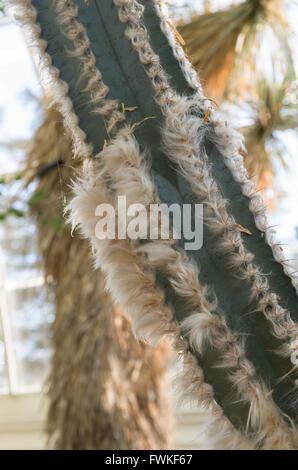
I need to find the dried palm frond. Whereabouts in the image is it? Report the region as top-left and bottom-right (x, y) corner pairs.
(179, 0), (294, 101)
(241, 76), (297, 206)
(24, 103), (175, 450)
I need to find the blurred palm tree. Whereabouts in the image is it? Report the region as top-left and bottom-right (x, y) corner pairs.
(179, 0), (295, 101)
(242, 76), (297, 178)
(178, 0), (297, 201)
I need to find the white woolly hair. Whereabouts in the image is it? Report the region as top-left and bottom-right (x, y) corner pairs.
(68, 131), (253, 449)
(55, 0), (125, 133)
(161, 96), (298, 358)
(68, 167), (168, 345)
(92, 125), (297, 448)
(7, 0), (92, 159)
(155, 0), (298, 354)
(113, 0), (298, 391)
(153, 0), (297, 296)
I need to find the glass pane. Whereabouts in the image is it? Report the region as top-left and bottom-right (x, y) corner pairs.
(6, 285), (54, 392)
(0, 17), (48, 394)
(0, 321), (8, 393)
(0, 207), (44, 285)
(0, 204), (53, 393)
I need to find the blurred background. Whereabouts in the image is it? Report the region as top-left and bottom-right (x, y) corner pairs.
(0, 0), (297, 449)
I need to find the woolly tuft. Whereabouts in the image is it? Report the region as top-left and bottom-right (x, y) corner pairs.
(55, 0), (125, 133)
(94, 125), (297, 449)
(26, 104), (175, 450)
(114, 0), (298, 396)
(68, 129), (252, 449)
(155, 0), (298, 298)
(7, 0), (92, 158)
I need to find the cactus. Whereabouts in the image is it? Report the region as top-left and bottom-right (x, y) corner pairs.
(8, 0), (298, 449)
(24, 103), (174, 450)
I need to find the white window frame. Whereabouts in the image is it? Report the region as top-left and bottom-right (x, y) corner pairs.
(0, 245), (46, 395)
